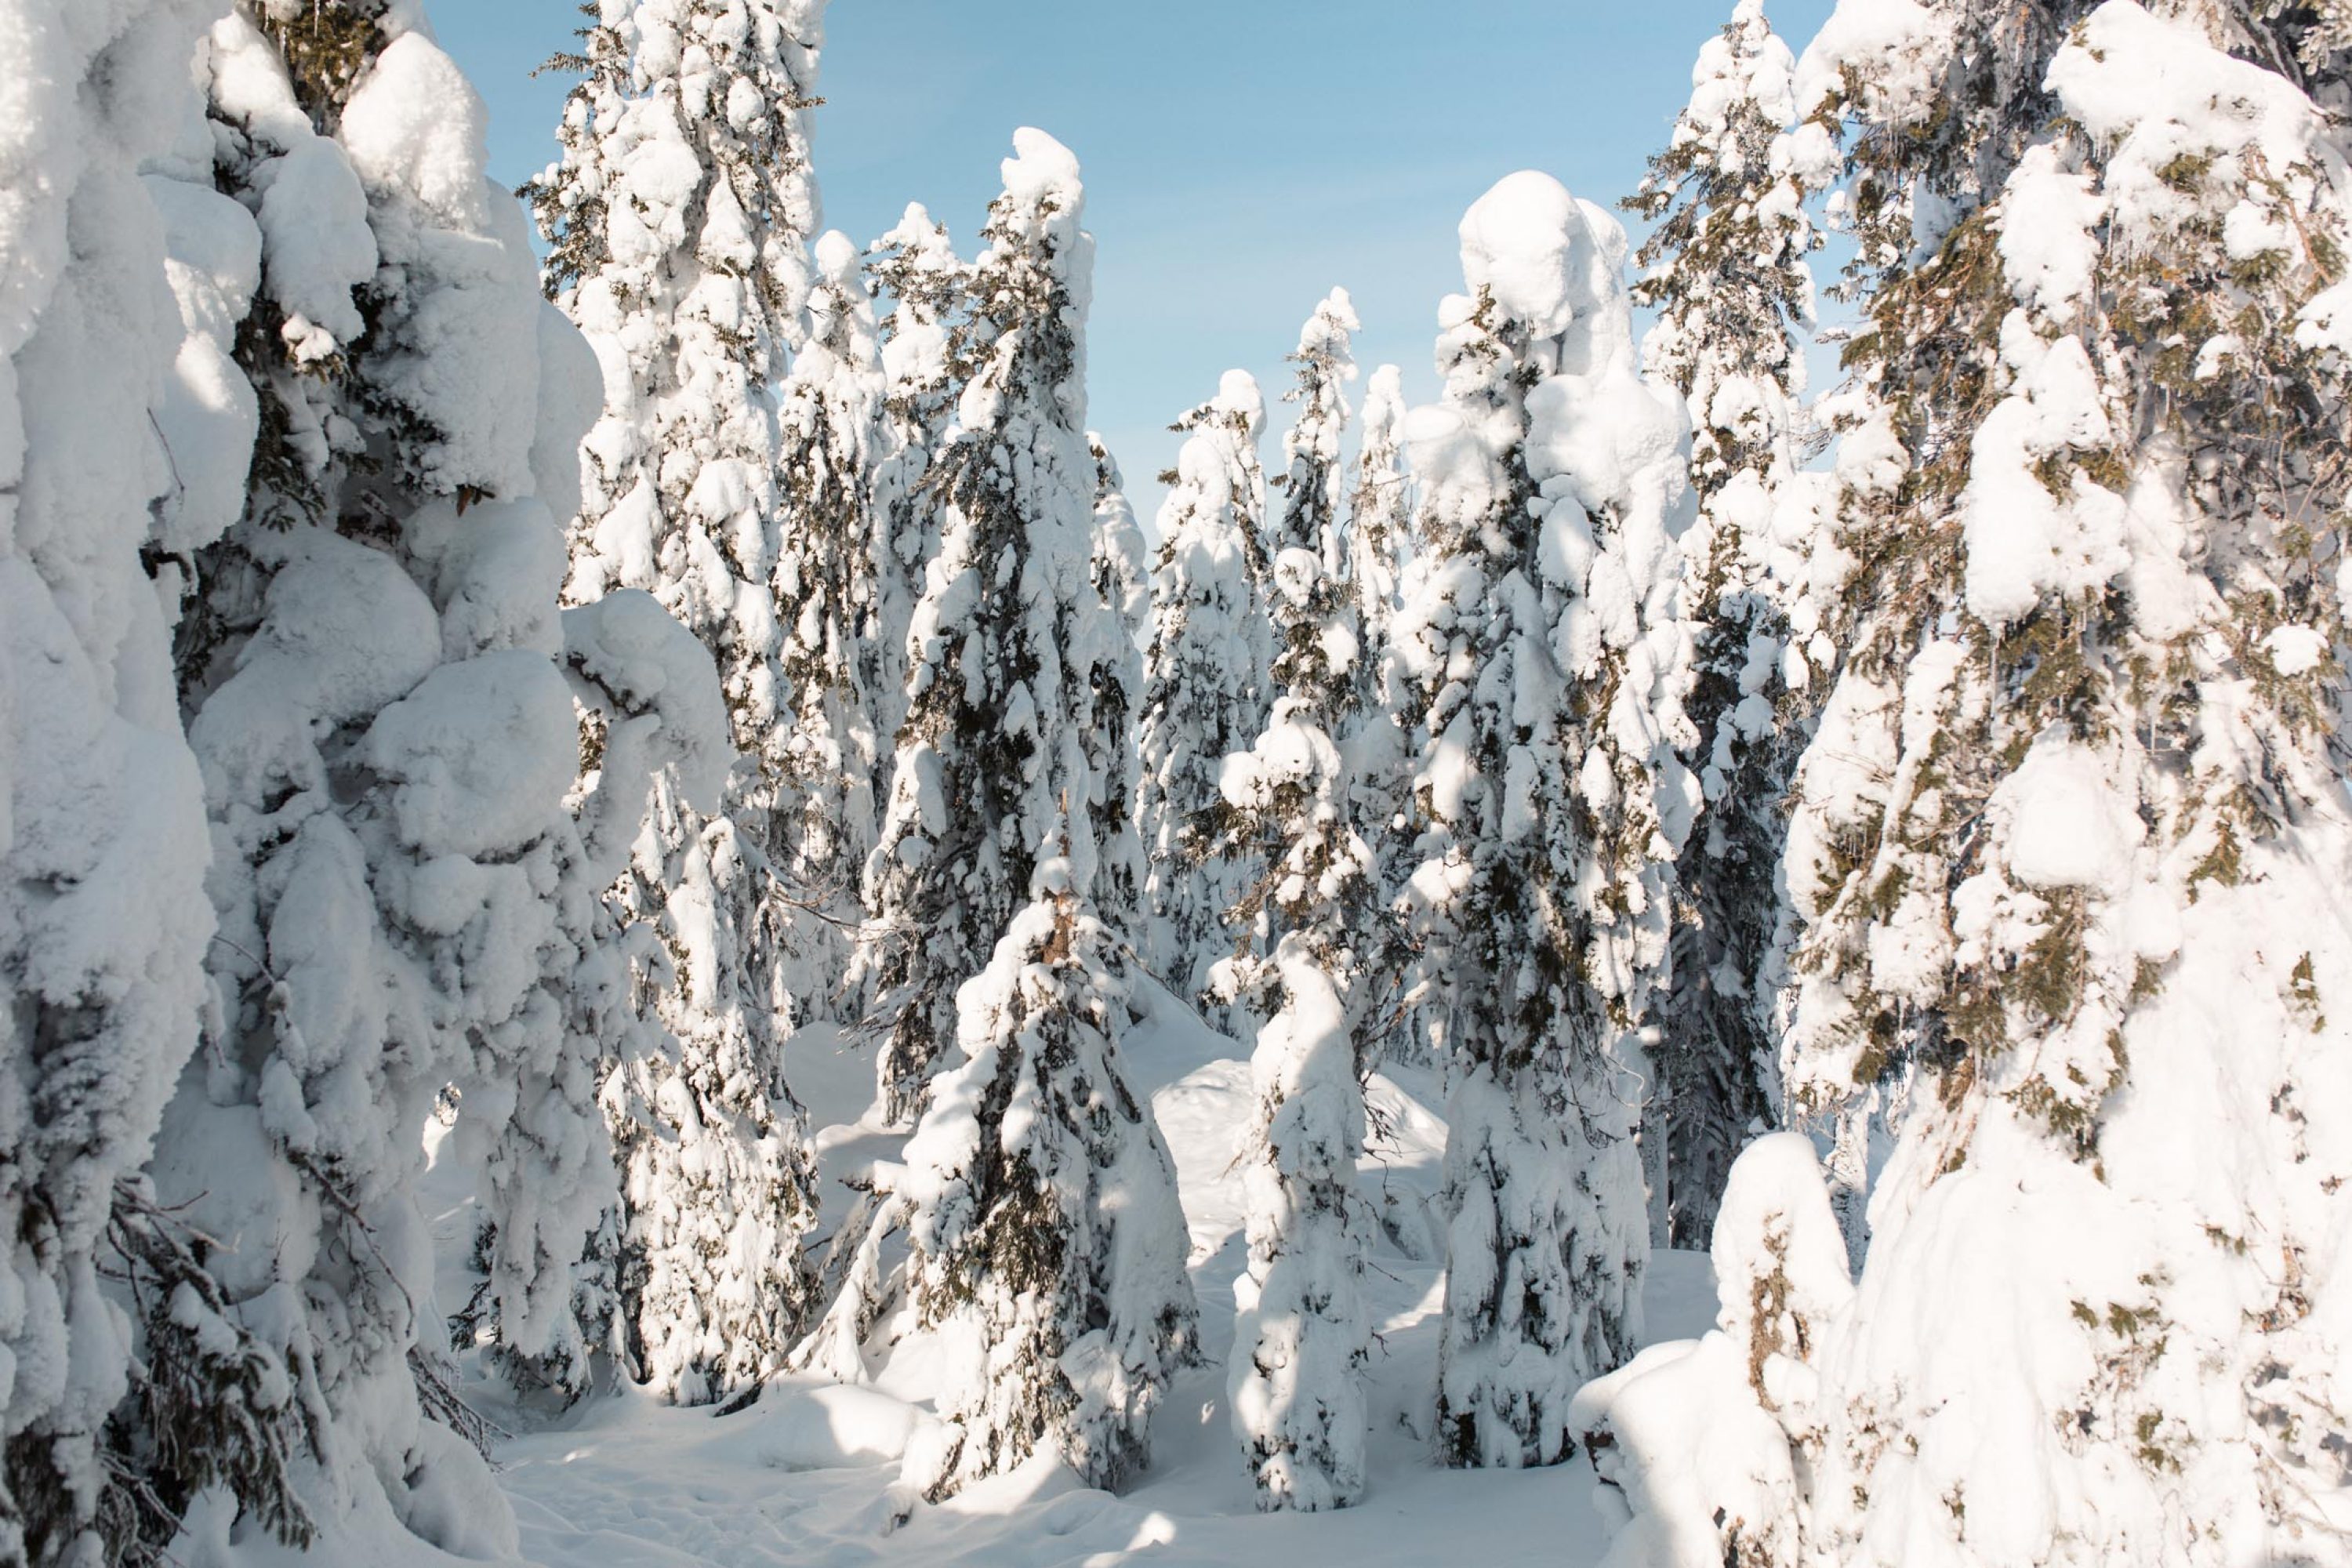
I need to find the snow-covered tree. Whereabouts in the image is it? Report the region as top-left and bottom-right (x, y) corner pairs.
(1137, 370), (1274, 1012)
(137, 7), (683, 1556)
(898, 882), (1198, 1500)
(1338, 364), (1425, 1062)
(864, 130), (1121, 1121)
(1392, 172), (1694, 1468)
(1624, 0), (1824, 1247)
(771, 228), (888, 1018)
(0, 3), (281, 1558)
(1590, 3), (2352, 1561)
(1345, 363), (1414, 710)
(1221, 290), (1379, 1512)
(1278, 292), (1360, 583)
(862, 131), (1199, 1497)
(862, 201), (968, 762)
(1086, 435), (1152, 940)
(527, 0), (826, 1401)
(1571, 1134), (1853, 1568)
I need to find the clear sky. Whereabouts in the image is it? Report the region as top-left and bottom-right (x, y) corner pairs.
(431, 0), (1838, 520)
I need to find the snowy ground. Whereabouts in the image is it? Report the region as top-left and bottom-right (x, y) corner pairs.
(430, 982), (1711, 1567)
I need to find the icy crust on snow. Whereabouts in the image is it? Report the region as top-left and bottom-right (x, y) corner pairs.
(0, 1), (229, 1550)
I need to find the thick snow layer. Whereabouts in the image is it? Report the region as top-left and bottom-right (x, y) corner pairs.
(1457, 172), (1583, 339)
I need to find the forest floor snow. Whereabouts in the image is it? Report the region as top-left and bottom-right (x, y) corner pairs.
(437, 978), (1712, 1566)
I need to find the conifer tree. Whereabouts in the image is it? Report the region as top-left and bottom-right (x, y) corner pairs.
(1338, 365), (1425, 1062)
(862, 202), (968, 763)
(1345, 364), (1414, 717)
(866, 132), (1199, 1497)
(771, 229), (889, 1019)
(1137, 372), (1275, 1013)
(0, 2), (277, 1557)
(526, 0), (826, 1401)
(1602, 2), (2352, 1558)
(135, 7), (694, 1555)
(1086, 435), (1152, 940)
(1624, 0), (1824, 1246)
(1393, 172), (1693, 1468)
(1221, 290), (1378, 1512)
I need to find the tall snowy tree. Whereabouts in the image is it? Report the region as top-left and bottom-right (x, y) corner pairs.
(1624, 0), (1826, 1247)
(131, 7), (699, 1558)
(1221, 289), (1379, 1512)
(1137, 370), (1274, 1014)
(862, 130), (1199, 1497)
(525, 0), (826, 1401)
(771, 228), (888, 1019)
(862, 201), (968, 764)
(1392, 172), (1695, 1468)
(1338, 364), (1425, 1064)
(1584, 3), (2352, 1561)
(1085, 434), (1152, 942)
(0, 2), (283, 1558)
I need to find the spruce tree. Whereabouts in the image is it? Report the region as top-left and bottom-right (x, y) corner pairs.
(136, 6), (677, 1555)
(862, 202), (969, 765)
(526, 0), (825, 1401)
(1137, 372), (1275, 1015)
(0, 2), (282, 1558)
(1338, 364), (1425, 1065)
(1222, 290), (1378, 1512)
(1394, 172), (1693, 1468)
(1624, 0), (1823, 1247)
(866, 131), (1200, 1497)
(1085, 435), (1152, 942)
(1694, 1), (2352, 1557)
(771, 229), (889, 1020)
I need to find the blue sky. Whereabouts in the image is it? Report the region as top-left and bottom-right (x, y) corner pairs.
(432, 0), (1837, 517)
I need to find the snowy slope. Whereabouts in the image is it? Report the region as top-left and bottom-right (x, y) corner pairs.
(438, 978), (1706, 1566)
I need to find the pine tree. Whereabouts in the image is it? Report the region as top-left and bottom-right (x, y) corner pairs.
(865, 132), (1199, 1497)
(1393, 172), (1693, 1468)
(771, 229), (889, 1020)
(526, 0), (826, 1402)
(137, 6), (669, 1555)
(1708, 1), (2352, 1557)
(1221, 289), (1378, 1512)
(0, 2), (285, 1558)
(1137, 371), (1275, 1014)
(1624, 0), (1824, 1247)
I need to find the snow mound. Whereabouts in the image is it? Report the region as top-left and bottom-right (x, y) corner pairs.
(1457, 170), (1582, 338)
